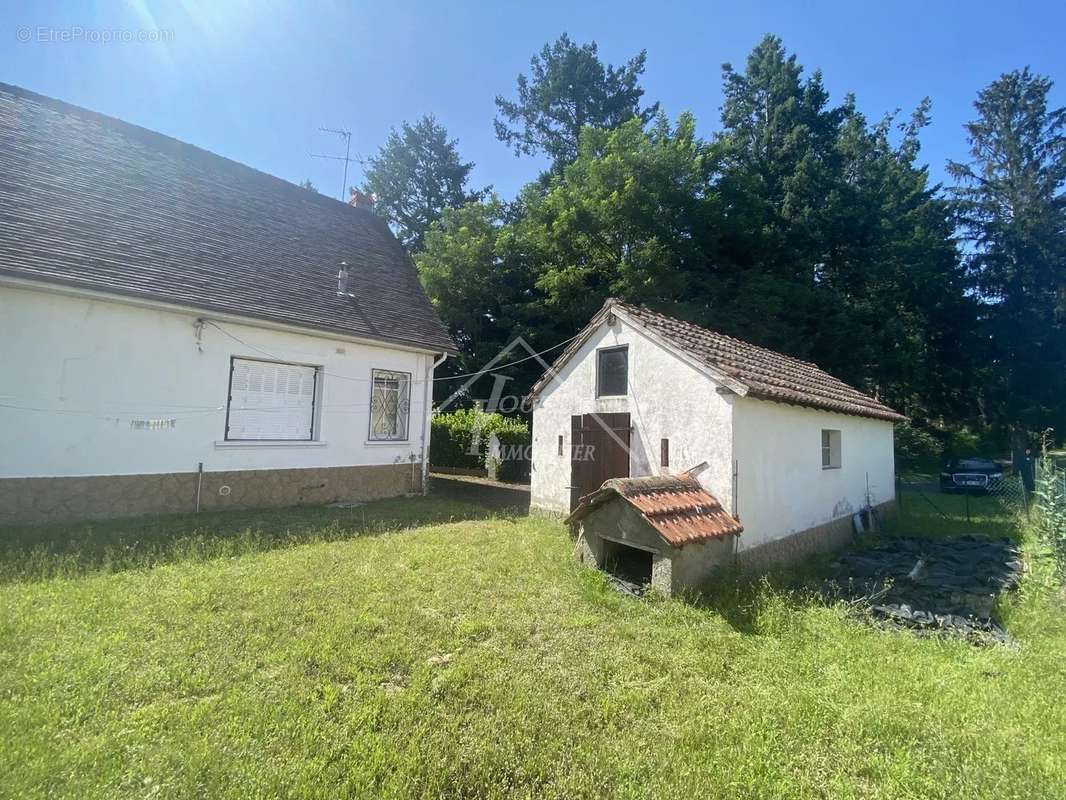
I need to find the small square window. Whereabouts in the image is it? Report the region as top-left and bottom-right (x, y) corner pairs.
(661, 438), (670, 468)
(596, 346), (628, 397)
(821, 429), (841, 469)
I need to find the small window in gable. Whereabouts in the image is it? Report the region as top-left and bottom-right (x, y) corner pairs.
(661, 438), (670, 468)
(596, 346), (628, 397)
(822, 429), (841, 470)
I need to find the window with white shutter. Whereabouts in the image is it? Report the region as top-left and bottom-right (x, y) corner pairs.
(225, 358), (318, 441)
(369, 369), (411, 441)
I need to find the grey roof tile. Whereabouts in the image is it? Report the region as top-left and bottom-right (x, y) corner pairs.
(0, 83), (456, 354)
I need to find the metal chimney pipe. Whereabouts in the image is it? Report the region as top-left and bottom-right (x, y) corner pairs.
(337, 261), (349, 296)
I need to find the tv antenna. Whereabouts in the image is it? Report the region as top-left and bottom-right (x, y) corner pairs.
(311, 126), (358, 201)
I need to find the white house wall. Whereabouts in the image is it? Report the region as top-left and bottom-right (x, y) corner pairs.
(530, 316), (735, 515)
(0, 283), (436, 521)
(731, 397), (896, 550)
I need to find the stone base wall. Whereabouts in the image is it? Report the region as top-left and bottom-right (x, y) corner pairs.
(0, 462), (422, 526)
(736, 500), (896, 571)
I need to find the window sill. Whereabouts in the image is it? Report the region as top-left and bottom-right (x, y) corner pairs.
(215, 440), (327, 449)
(822, 465), (841, 470)
(364, 440), (411, 446)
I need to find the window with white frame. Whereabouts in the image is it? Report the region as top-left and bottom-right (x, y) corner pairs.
(226, 357), (318, 441)
(369, 369), (411, 441)
(821, 429), (841, 469)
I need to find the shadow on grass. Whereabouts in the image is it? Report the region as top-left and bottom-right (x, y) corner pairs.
(0, 496), (504, 584)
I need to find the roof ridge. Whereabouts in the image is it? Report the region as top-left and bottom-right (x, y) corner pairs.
(615, 299), (822, 369)
(0, 82), (372, 222)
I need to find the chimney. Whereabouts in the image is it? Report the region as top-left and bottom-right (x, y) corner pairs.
(337, 261), (350, 296)
(349, 189), (375, 209)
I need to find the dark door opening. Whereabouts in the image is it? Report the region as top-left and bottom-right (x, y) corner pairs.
(569, 412), (630, 511)
(601, 538), (653, 584)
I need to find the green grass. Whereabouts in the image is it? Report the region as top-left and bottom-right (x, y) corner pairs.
(1, 493), (1064, 799)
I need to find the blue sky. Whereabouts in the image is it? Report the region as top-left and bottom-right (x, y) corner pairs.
(3, 1), (1063, 202)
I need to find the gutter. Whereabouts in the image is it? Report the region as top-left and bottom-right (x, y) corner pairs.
(420, 352), (449, 495)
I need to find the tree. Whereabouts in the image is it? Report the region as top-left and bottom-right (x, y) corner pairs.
(415, 196), (542, 403)
(948, 68), (1066, 434)
(298, 179), (318, 192)
(514, 114), (718, 334)
(494, 33), (659, 171)
(363, 115), (485, 251)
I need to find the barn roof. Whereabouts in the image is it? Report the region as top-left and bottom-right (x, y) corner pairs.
(528, 299), (905, 423)
(566, 474), (743, 547)
(0, 83), (456, 355)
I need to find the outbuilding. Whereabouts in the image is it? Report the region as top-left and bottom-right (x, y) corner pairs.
(529, 299), (904, 571)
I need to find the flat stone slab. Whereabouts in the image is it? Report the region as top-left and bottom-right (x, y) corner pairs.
(824, 535), (1024, 644)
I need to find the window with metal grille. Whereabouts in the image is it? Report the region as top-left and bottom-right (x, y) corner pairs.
(369, 369), (411, 441)
(596, 346), (628, 397)
(821, 429), (841, 469)
(226, 357), (318, 441)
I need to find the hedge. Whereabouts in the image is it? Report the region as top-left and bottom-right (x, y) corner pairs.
(431, 408), (529, 477)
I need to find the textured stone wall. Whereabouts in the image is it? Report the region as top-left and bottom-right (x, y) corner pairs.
(0, 463), (420, 525)
(736, 500), (896, 572)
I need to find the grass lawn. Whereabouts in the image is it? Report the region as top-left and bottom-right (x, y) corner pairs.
(1, 492), (1065, 799)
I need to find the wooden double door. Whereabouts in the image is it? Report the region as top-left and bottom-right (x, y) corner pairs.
(569, 412), (631, 511)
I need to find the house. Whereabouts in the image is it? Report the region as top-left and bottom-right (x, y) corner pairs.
(0, 84), (456, 525)
(528, 299), (904, 576)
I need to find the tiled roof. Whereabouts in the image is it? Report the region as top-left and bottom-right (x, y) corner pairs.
(567, 474), (743, 547)
(0, 83), (456, 354)
(529, 299), (904, 422)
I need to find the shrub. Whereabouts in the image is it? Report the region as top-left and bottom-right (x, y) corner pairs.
(894, 422), (943, 474)
(493, 427), (532, 482)
(431, 408), (528, 476)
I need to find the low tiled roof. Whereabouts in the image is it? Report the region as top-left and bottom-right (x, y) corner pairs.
(0, 83), (456, 354)
(567, 474), (743, 547)
(529, 299), (904, 422)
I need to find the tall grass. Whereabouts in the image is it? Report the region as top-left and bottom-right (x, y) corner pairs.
(1034, 455), (1066, 582)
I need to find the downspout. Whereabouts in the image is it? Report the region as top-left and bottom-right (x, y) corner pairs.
(420, 352), (448, 495)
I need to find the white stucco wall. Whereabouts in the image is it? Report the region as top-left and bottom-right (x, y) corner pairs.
(0, 283), (436, 478)
(731, 397), (896, 550)
(530, 315), (735, 515)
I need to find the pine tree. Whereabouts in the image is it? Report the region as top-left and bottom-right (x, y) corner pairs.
(948, 68), (1066, 433)
(363, 115), (485, 251)
(494, 33), (659, 171)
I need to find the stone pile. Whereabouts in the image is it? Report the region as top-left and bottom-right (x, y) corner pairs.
(825, 535), (1024, 644)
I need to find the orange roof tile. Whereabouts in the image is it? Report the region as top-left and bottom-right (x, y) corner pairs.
(567, 474), (742, 547)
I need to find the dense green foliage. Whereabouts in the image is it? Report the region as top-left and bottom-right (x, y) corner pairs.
(430, 408), (528, 472)
(374, 33), (1064, 443)
(494, 33), (659, 171)
(363, 115), (486, 250)
(893, 422), (944, 474)
(948, 68), (1066, 436)
(2, 494), (1064, 798)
